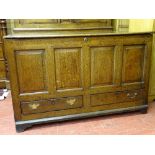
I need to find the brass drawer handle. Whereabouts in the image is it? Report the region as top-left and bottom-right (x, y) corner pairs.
(29, 103), (40, 110)
(127, 92), (138, 99)
(66, 98), (76, 105)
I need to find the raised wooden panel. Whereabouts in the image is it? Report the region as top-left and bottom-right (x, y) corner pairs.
(90, 46), (115, 86)
(54, 48), (82, 90)
(0, 61), (6, 79)
(122, 45), (145, 84)
(15, 50), (47, 93)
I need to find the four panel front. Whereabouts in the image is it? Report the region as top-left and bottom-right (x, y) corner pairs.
(6, 35), (150, 124)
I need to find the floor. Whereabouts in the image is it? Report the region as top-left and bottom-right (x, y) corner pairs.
(0, 92), (155, 135)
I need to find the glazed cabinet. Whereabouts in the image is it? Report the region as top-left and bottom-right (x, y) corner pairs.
(5, 33), (152, 132)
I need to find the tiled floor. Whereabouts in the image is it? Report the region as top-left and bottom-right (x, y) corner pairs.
(0, 92), (155, 135)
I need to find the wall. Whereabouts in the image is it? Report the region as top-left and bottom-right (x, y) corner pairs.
(129, 19), (154, 32)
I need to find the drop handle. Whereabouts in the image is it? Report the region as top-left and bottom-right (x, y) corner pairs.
(66, 98), (76, 105)
(28, 103), (40, 110)
(48, 99), (56, 104)
(127, 92), (138, 99)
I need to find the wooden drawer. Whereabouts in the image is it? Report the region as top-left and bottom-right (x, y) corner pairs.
(0, 44), (4, 59)
(90, 89), (145, 107)
(0, 61), (6, 79)
(21, 96), (83, 115)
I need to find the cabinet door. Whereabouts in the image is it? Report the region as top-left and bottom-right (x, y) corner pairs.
(122, 36), (151, 90)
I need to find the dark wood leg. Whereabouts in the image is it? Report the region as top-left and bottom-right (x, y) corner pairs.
(16, 124), (32, 133)
(140, 108), (148, 114)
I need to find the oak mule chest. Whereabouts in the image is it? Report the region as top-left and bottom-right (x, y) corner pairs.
(5, 29), (152, 132)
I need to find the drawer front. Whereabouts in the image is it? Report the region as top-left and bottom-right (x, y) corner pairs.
(21, 96), (83, 115)
(90, 89), (145, 107)
(0, 44), (4, 59)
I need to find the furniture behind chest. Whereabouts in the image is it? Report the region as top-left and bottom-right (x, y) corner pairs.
(149, 31), (155, 101)
(5, 19), (152, 132)
(0, 19), (7, 88)
(7, 19), (114, 35)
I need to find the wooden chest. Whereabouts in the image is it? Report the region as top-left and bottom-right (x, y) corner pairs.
(4, 33), (152, 132)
